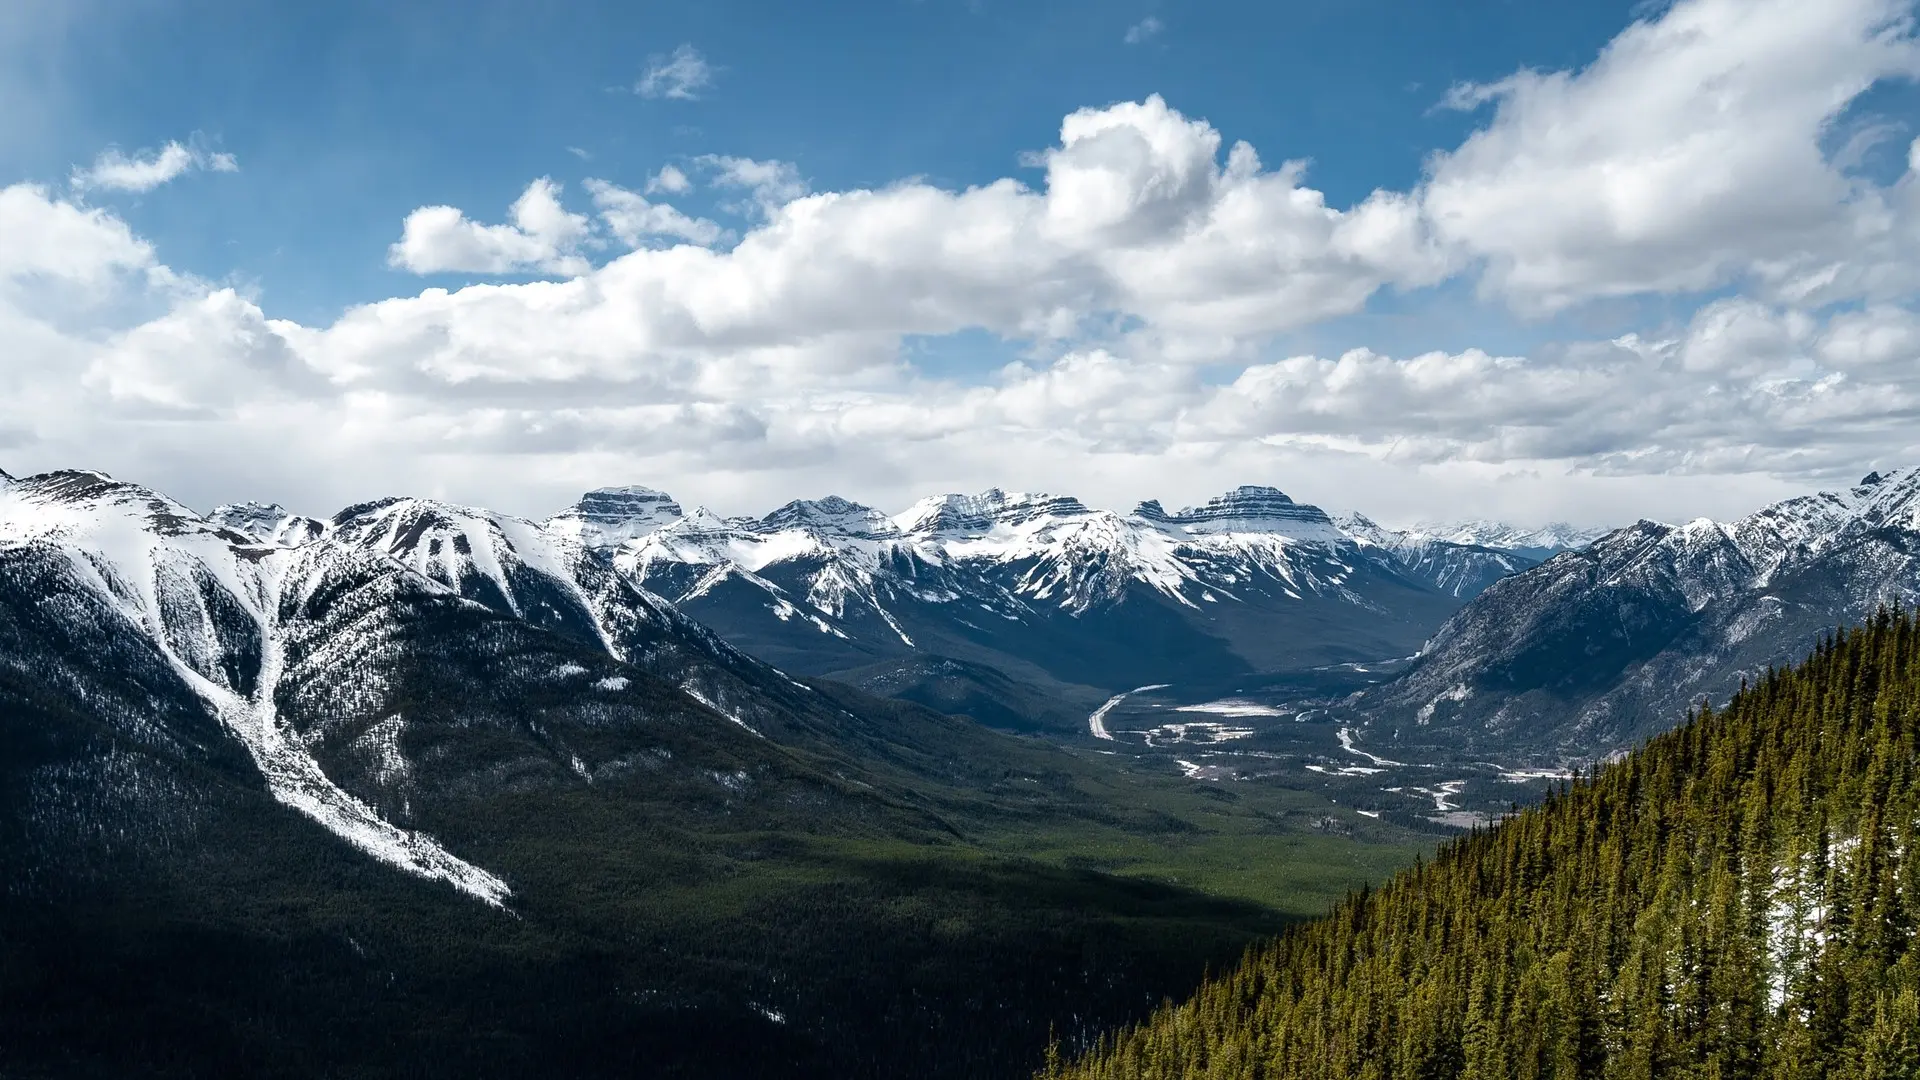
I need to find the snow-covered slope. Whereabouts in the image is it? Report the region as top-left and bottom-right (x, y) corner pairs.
(1334, 512), (1547, 599)
(0, 471), (510, 903)
(1358, 469), (1920, 759)
(0, 470), (872, 907)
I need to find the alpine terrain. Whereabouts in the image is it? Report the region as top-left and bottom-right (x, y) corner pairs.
(1349, 470), (1920, 762)
(546, 483), (1588, 728)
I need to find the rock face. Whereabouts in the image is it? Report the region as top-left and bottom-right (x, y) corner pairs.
(1133, 486), (1346, 539)
(544, 486), (684, 547)
(1355, 470), (1920, 761)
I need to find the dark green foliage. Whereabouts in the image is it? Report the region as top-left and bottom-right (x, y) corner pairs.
(1049, 609), (1920, 1080)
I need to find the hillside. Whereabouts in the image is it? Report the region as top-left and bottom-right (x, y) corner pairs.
(1047, 609), (1920, 1079)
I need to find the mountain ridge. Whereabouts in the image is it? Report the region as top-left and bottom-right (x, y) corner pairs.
(1350, 468), (1920, 760)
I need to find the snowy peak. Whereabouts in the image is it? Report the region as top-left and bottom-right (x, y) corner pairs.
(1330, 510), (1396, 547)
(757, 497), (900, 540)
(0, 470), (240, 548)
(326, 496), (602, 641)
(1705, 466), (1920, 579)
(1135, 485), (1342, 540)
(1403, 519), (1607, 554)
(546, 486), (684, 548)
(893, 490), (1093, 536)
(209, 501), (328, 547)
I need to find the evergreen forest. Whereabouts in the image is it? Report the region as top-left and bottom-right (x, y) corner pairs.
(1046, 610), (1920, 1080)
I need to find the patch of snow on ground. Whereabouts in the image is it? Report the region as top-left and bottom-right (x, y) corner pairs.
(1172, 700), (1287, 717)
(1337, 726), (1407, 767)
(681, 685), (765, 738)
(1137, 721), (1255, 746)
(1305, 764), (1385, 777)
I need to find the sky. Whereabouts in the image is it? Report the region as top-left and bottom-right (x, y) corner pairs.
(2, 0), (1919, 528)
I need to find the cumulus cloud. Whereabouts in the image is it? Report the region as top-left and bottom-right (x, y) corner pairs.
(71, 140), (238, 193)
(0, 182), (152, 283)
(387, 178), (592, 275)
(646, 164), (692, 195)
(636, 44), (713, 101)
(696, 155), (808, 216)
(1423, 0), (1920, 312)
(585, 178), (727, 248)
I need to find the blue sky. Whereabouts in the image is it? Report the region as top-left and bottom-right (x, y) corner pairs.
(2, 0), (1918, 526)
(14, 0), (1641, 330)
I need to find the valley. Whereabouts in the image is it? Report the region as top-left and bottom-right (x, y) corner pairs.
(1064, 669), (1569, 835)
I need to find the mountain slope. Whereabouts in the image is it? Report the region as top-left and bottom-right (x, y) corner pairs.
(1356, 470), (1920, 760)
(1049, 610), (1920, 1080)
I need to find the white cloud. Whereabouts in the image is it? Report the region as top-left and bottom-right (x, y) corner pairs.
(696, 155), (808, 216)
(1422, 0), (1920, 313)
(71, 140), (239, 193)
(646, 164), (692, 195)
(1124, 16), (1163, 44)
(387, 178), (593, 276)
(636, 44), (713, 101)
(585, 179), (727, 248)
(0, 182), (152, 283)
(83, 288), (320, 412)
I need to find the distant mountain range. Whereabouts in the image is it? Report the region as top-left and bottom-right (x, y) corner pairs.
(1350, 469), (1920, 761)
(542, 483), (1595, 705)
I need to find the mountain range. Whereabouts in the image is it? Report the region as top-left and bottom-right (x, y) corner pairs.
(1348, 469), (1920, 761)
(544, 483), (1590, 718)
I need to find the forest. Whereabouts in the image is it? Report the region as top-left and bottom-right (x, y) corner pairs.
(1046, 610), (1920, 1080)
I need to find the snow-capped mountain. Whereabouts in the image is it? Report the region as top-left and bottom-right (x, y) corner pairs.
(1333, 512), (1551, 599)
(1401, 520), (1608, 560)
(1355, 469), (1920, 760)
(561, 484), (1540, 694)
(0, 468), (974, 909)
